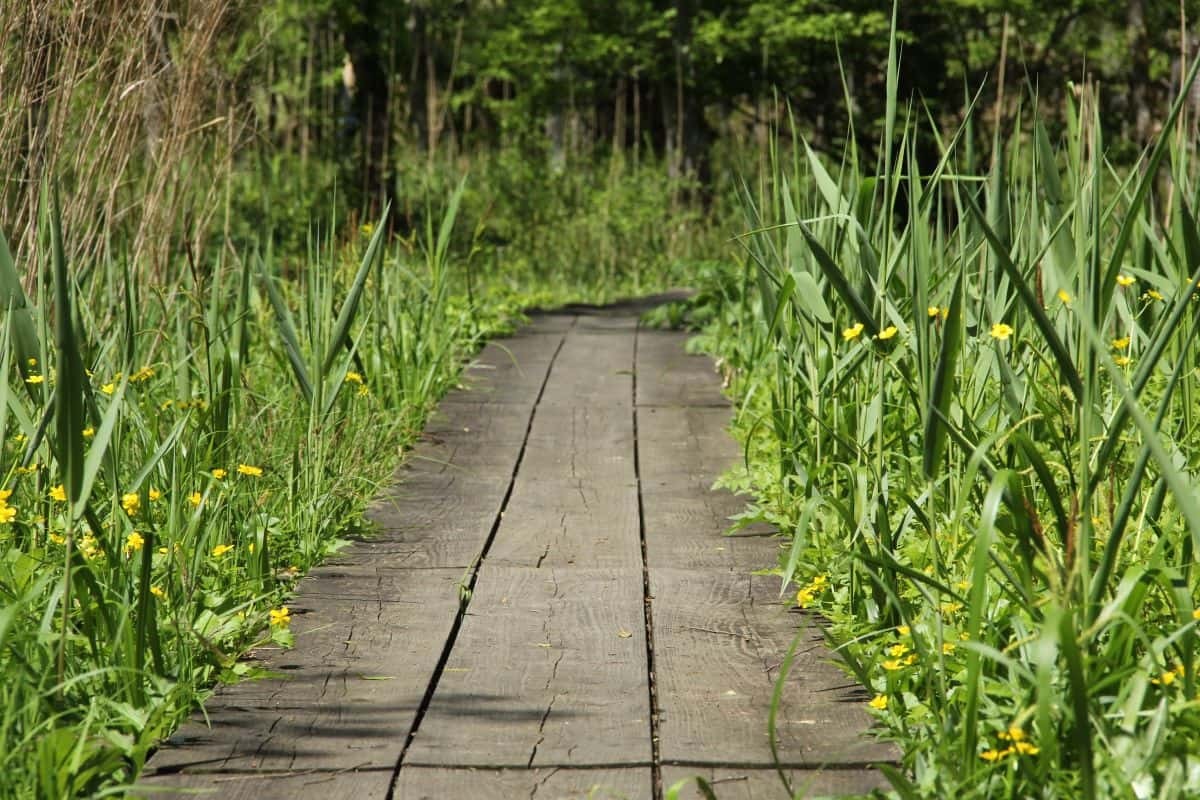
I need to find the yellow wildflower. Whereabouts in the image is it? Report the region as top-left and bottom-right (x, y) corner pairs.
(1144, 289), (1164, 302)
(796, 586), (817, 608)
(1117, 274), (1136, 287)
(887, 643), (909, 658)
(82, 426), (95, 439)
(905, 653), (918, 665)
(150, 586), (166, 600)
(882, 659), (904, 671)
(989, 323), (1014, 340)
(1114, 356), (1132, 367)
(998, 727), (1026, 742)
(49, 485), (66, 502)
(27, 358), (36, 367)
(130, 366), (155, 382)
(188, 491), (202, 507)
(1112, 337), (1130, 350)
(927, 306), (940, 318)
(1193, 608), (1200, 621)
(49, 533), (66, 545)
(360, 222), (374, 236)
(940, 601), (964, 615)
(269, 606), (291, 627)
(211, 468), (227, 480)
(1014, 741), (1040, 756)
(1153, 669), (1178, 686)
(868, 694), (888, 711)
(842, 323), (865, 341)
(237, 464), (263, 477)
(877, 325), (899, 341)
(344, 371), (364, 385)
(100, 383), (115, 395)
(942, 642), (957, 655)
(0, 505), (15, 524)
(158, 546), (169, 555)
(25, 374), (43, 385)
(1057, 289), (1071, 304)
(148, 488), (162, 502)
(897, 625), (911, 636)
(211, 543), (234, 558)
(981, 749), (1010, 762)
(121, 492), (140, 515)
(79, 535), (99, 559)
(124, 531), (144, 553)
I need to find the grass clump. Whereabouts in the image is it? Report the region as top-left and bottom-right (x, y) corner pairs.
(0, 189), (542, 797)
(690, 35), (1200, 800)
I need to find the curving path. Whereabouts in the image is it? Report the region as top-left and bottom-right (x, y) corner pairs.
(138, 298), (894, 799)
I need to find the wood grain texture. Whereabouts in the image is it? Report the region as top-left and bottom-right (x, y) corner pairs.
(360, 475), (509, 568)
(487, 478), (641, 568)
(523, 403), (635, 483)
(444, 326), (564, 405)
(642, 484), (779, 570)
(661, 766), (891, 799)
(405, 566), (651, 768)
(423, 400), (534, 443)
(635, 330), (728, 408)
(650, 568), (897, 768)
(133, 768), (393, 799)
(539, 331), (634, 408)
(395, 767), (651, 799)
(143, 569), (463, 777)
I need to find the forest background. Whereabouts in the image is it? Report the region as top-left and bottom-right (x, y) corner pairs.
(4, 1), (1200, 797)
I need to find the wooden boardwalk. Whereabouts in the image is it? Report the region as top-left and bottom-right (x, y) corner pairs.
(138, 300), (894, 799)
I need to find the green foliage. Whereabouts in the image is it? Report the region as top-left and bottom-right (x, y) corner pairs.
(690, 33), (1200, 797)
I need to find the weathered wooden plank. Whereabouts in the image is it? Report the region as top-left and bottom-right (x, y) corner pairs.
(398, 437), (523, 480)
(522, 313), (578, 334)
(143, 569), (463, 778)
(487, 478), (641, 569)
(650, 568), (897, 767)
(643, 485), (779, 570)
(133, 768), (393, 799)
(405, 566), (651, 768)
(636, 330), (728, 407)
(662, 766), (891, 799)
(359, 475), (509, 568)
(523, 403), (635, 482)
(444, 327), (564, 405)
(423, 401), (533, 443)
(394, 767), (652, 799)
(539, 330), (635, 408)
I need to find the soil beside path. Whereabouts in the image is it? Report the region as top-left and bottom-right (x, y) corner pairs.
(138, 298), (895, 800)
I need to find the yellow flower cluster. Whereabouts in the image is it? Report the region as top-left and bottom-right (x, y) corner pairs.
(124, 531), (144, 555)
(981, 727), (1040, 761)
(1151, 663), (1186, 686)
(795, 574), (829, 608)
(0, 489), (16, 524)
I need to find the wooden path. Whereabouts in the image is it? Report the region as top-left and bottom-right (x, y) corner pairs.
(138, 299), (894, 799)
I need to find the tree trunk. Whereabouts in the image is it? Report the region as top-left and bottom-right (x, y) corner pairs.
(342, 0), (392, 218)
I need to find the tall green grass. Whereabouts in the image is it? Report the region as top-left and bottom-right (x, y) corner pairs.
(0, 188), (535, 797)
(695, 25), (1200, 799)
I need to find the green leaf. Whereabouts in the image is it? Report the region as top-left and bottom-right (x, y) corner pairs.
(923, 270), (963, 477)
